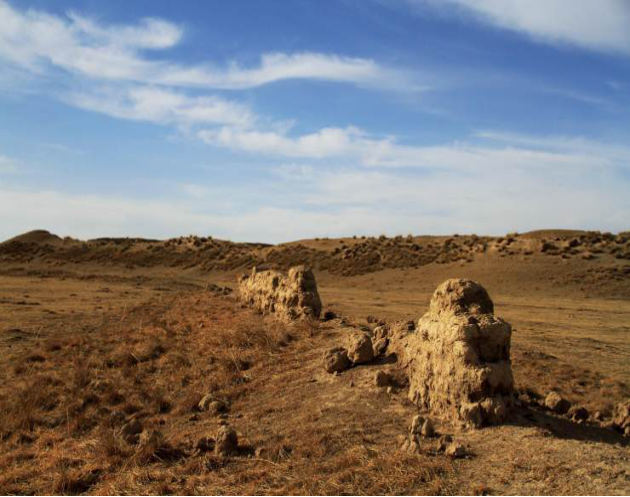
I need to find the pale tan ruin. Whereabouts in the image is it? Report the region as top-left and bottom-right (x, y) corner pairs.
(388, 279), (515, 428)
(238, 265), (322, 322)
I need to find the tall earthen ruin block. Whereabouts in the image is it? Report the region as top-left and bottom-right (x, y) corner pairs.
(238, 265), (322, 322)
(389, 279), (515, 428)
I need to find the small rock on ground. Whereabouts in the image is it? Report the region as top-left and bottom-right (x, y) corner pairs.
(568, 405), (589, 421)
(196, 437), (215, 452)
(346, 333), (374, 364)
(323, 347), (351, 373)
(445, 442), (467, 458)
(198, 394), (228, 414)
(545, 391), (571, 414)
(435, 434), (453, 452)
(373, 337), (389, 356)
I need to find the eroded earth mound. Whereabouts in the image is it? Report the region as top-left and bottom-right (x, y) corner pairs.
(238, 265), (322, 322)
(389, 279), (515, 428)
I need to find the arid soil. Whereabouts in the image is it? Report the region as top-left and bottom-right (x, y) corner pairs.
(0, 230), (628, 495)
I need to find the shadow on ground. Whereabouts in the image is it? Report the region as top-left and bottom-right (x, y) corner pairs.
(510, 406), (628, 447)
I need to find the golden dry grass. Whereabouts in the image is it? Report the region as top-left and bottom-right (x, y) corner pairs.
(0, 287), (450, 495)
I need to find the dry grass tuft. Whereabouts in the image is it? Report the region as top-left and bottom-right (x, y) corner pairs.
(0, 376), (58, 434)
(53, 467), (102, 495)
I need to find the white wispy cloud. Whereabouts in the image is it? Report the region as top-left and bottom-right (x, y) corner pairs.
(425, 0), (630, 55)
(199, 126), (363, 159)
(538, 87), (615, 110)
(156, 52), (400, 91)
(475, 130), (630, 161)
(67, 85), (256, 128)
(0, 186), (380, 242)
(199, 125), (616, 171)
(65, 11), (183, 50)
(41, 143), (86, 155)
(0, 0), (403, 90)
(271, 164), (316, 181)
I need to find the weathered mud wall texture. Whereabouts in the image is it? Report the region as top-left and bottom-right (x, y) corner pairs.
(238, 265), (322, 322)
(389, 279), (515, 428)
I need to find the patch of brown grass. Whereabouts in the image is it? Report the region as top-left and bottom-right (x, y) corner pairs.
(172, 445), (448, 495)
(512, 346), (629, 413)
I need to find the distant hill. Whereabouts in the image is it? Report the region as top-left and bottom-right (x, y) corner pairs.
(3, 230), (63, 245)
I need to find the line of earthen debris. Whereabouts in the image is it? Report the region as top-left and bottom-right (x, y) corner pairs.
(236, 264), (630, 456)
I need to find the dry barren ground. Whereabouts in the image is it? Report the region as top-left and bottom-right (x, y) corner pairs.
(0, 230), (629, 495)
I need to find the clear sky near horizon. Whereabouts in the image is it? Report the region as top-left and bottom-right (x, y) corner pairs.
(0, 0), (629, 243)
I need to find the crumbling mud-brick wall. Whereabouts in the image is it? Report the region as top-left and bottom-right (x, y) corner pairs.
(237, 266), (322, 322)
(388, 279), (515, 428)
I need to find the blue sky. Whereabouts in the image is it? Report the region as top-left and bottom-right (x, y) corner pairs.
(0, 0), (629, 242)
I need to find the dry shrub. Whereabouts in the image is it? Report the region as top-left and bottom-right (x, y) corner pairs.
(112, 351), (140, 368)
(181, 453), (227, 475)
(140, 340), (168, 361)
(132, 437), (186, 466)
(214, 361), (250, 390)
(256, 439), (293, 463)
(183, 315), (313, 401)
(120, 402), (143, 416)
(0, 376), (58, 434)
(472, 483), (493, 495)
(12, 363), (27, 376)
(103, 390), (126, 406)
(95, 427), (132, 461)
(71, 357), (92, 392)
(136, 383), (172, 414)
(66, 408), (98, 437)
(292, 318), (319, 338)
(45, 340), (63, 352)
(53, 467), (101, 495)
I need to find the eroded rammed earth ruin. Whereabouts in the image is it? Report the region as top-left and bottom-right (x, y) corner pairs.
(386, 279), (515, 427)
(239, 267), (515, 428)
(237, 265), (322, 322)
